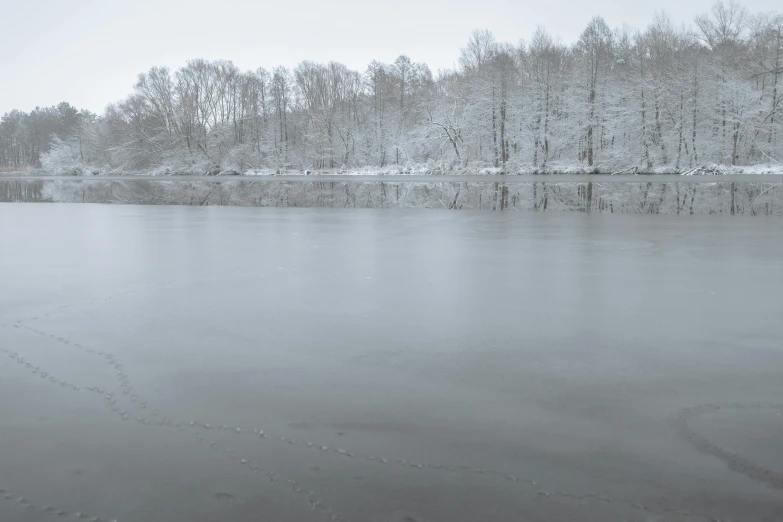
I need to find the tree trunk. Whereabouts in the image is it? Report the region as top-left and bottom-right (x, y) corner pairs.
(692, 62), (699, 163)
(640, 62), (653, 170)
(771, 27), (781, 144)
(587, 86), (595, 167)
(676, 94), (684, 170)
(492, 84), (499, 168)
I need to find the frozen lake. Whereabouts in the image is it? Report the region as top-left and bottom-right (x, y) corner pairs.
(1, 204), (782, 522)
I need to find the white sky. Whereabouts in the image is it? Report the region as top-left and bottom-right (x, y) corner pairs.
(1, 0), (780, 115)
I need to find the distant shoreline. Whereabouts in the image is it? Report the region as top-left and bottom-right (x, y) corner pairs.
(2, 173), (783, 183)
(2, 163), (783, 182)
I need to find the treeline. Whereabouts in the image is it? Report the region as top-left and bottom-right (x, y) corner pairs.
(0, 103), (96, 169)
(2, 1), (782, 174)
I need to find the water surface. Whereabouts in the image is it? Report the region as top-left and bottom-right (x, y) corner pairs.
(1, 204), (782, 522)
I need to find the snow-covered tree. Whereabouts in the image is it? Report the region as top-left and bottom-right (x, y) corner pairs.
(4, 1), (776, 175)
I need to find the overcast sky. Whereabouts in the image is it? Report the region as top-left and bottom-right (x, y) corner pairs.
(1, 0), (780, 115)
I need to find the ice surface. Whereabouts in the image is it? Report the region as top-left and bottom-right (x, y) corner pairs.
(1, 205), (782, 521)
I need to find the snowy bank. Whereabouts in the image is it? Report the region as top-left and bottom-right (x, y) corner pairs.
(19, 161), (783, 178)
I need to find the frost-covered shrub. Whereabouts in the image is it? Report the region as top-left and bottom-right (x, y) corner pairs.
(40, 138), (84, 175)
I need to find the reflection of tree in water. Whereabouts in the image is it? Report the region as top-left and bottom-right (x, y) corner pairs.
(3, 178), (782, 216)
